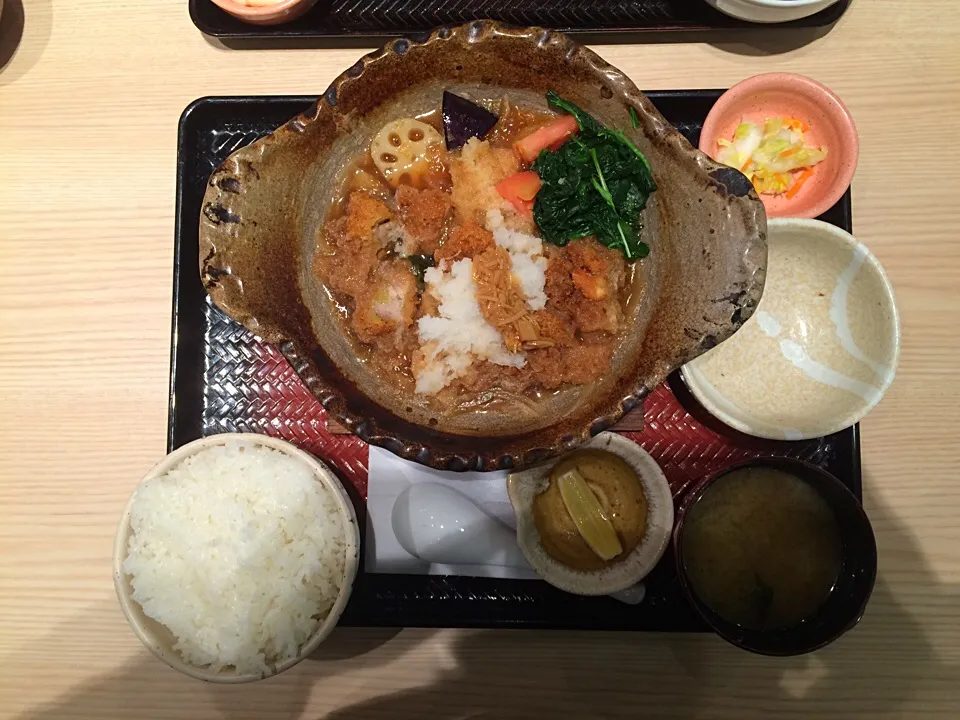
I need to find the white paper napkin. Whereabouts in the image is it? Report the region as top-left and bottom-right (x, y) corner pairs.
(365, 446), (538, 580)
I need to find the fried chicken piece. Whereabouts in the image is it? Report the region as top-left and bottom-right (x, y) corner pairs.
(525, 346), (566, 390)
(395, 186), (453, 254)
(314, 192), (394, 297)
(562, 239), (627, 335)
(561, 341), (616, 385)
(543, 248), (576, 311)
(435, 222), (495, 264)
(566, 238), (626, 301)
(345, 191), (393, 240)
(574, 300), (622, 335)
(531, 310), (575, 347)
(351, 260), (419, 343)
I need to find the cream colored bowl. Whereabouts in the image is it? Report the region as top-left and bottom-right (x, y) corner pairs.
(682, 219), (899, 441)
(705, 0), (842, 23)
(114, 434), (360, 683)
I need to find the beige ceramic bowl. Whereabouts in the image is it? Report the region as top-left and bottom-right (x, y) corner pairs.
(682, 218), (899, 440)
(507, 433), (674, 595)
(705, 0), (842, 23)
(198, 22), (766, 472)
(113, 434), (360, 683)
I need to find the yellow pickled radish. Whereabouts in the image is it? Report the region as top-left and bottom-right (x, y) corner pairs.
(557, 468), (623, 561)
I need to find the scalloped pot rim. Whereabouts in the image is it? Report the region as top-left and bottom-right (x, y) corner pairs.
(198, 21), (767, 471)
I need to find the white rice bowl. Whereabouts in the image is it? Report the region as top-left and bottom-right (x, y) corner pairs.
(114, 435), (359, 682)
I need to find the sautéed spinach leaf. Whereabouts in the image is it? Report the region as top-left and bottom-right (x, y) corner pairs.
(532, 92), (657, 261)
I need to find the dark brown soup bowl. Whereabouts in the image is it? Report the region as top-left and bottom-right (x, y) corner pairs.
(674, 458), (877, 656)
(198, 21), (767, 471)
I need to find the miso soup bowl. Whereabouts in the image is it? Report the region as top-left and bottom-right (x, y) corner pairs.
(674, 458), (877, 656)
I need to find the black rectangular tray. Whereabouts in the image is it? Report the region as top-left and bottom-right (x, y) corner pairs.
(191, 1), (851, 42)
(172, 91), (859, 630)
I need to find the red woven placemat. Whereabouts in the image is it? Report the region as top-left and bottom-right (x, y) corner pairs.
(205, 305), (830, 499)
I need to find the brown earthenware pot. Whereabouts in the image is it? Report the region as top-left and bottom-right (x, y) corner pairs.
(198, 21), (767, 471)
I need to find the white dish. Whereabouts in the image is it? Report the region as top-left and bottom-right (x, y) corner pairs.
(705, 0), (842, 23)
(682, 218), (900, 441)
(113, 433), (360, 683)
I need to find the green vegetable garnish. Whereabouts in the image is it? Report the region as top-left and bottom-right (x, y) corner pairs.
(531, 92), (657, 261)
(629, 106), (640, 129)
(408, 253), (435, 290)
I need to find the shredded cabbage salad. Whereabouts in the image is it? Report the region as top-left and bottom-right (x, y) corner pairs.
(716, 118), (827, 197)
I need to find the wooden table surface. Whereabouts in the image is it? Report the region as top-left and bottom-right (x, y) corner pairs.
(2, 1), (959, 717)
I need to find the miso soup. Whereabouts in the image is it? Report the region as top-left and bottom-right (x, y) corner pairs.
(681, 466), (844, 631)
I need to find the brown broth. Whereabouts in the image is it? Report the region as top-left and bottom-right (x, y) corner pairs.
(313, 101), (642, 412)
(681, 467), (844, 631)
(485, 102), (558, 146)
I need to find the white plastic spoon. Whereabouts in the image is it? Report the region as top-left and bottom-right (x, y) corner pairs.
(391, 483), (645, 605)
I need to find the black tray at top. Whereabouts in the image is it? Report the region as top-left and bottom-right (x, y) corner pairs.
(172, 91), (859, 630)
(190, 2), (852, 41)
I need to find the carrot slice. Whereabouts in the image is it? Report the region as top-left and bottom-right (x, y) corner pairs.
(786, 168), (815, 199)
(514, 116), (580, 164)
(496, 171), (542, 215)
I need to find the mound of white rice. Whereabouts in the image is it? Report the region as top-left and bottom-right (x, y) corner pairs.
(123, 441), (347, 675)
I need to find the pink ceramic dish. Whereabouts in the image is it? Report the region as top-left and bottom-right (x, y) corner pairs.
(699, 73), (858, 219)
(209, 0), (319, 25)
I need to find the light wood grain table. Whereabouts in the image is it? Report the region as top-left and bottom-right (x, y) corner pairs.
(2, 1), (959, 718)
